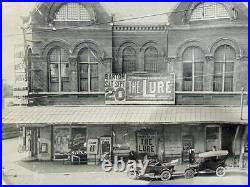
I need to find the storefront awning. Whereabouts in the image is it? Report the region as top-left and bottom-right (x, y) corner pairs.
(2, 105), (248, 125)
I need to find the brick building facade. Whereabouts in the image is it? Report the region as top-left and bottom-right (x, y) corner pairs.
(4, 2), (248, 164)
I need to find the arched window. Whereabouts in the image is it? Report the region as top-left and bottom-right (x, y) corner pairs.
(183, 47), (204, 91)
(55, 3), (91, 21)
(214, 45), (235, 92)
(78, 48), (99, 92)
(190, 3), (230, 21)
(144, 47), (159, 73)
(48, 47), (69, 92)
(122, 47), (136, 73)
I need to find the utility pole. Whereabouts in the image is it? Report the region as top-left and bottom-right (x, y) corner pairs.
(240, 87), (245, 120)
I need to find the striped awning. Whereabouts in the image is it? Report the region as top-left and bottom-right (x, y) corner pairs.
(2, 105), (248, 125)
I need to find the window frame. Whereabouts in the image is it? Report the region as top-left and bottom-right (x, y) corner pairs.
(190, 3), (230, 21)
(144, 46), (159, 73)
(213, 45), (235, 92)
(48, 47), (69, 92)
(78, 48), (99, 92)
(182, 47), (204, 92)
(54, 3), (92, 22)
(122, 46), (137, 73)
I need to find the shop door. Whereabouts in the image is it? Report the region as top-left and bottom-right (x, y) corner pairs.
(30, 128), (38, 157)
(206, 126), (221, 151)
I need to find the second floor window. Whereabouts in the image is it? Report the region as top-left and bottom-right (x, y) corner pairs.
(48, 47), (69, 92)
(55, 3), (91, 21)
(213, 45), (235, 92)
(183, 47), (204, 91)
(122, 47), (137, 73)
(144, 46), (159, 73)
(190, 3), (230, 21)
(78, 48), (99, 92)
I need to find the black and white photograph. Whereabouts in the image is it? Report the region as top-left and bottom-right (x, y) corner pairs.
(2, 2), (248, 185)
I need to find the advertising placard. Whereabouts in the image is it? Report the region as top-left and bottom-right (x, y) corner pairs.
(105, 73), (175, 104)
(137, 133), (156, 155)
(87, 139), (99, 154)
(13, 44), (28, 105)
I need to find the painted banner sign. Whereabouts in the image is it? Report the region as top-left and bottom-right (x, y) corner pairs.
(137, 133), (156, 155)
(105, 73), (175, 104)
(13, 44), (28, 105)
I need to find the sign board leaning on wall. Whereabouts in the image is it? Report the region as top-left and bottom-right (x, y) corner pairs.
(105, 73), (175, 104)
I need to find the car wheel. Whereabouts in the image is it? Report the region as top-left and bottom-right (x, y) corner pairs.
(185, 169), (195, 179)
(216, 166), (226, 177)
(160, 170), (172, 181)
(127, 170), (138, 180)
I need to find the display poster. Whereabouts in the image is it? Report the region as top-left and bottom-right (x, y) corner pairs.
(137, 132), (156, 155)
(100, 137), (111, 154)
(54, 128), (70, 159)
(71, 128), (87, 152)
(87, 139), (99, 154)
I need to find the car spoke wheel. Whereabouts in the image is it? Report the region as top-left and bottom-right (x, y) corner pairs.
(127, 170), (138, 180)
(160, 170), (171, 181)
(216, 166), (226, 177)
(185, 169), (195, 179)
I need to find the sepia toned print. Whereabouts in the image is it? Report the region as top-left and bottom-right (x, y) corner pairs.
(2, 2), (248, 185)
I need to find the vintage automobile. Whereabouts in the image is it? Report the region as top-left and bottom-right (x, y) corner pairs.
(184, 150), (229, 179)
(127, 159), (179, 181)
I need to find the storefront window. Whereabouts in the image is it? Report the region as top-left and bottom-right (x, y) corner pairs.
(54, 128), (71, 159)
(71, 128), (87, 152)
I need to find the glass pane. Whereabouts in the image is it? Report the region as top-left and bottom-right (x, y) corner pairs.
(79, 4), (91, 21)
(191, 4), (203, 20)
(225, 45), (236, 61)
(204, 3), (215, 19)
(50, 64), (59, 82)
(79, 64), (88, 91)
(55, 4), (67, 20)
(61, 63), (69, 78)
(122, 47), (136, 73)
(144, 47), (158, 72)
(225, 62), (234, 76)
(191, 3), (229, 21)
(214, 45), (224, 61)
(214, 62), (223, 76)
(194, 47), (204, 62)
(224, 77), (233, 92)
(213, 77), (222, 91)
(67, 3), (79, 20)
(78, 48), (88, 62)
(90, 64), (98, 91)
(183, 47), (193, 61)
(194, 62), (203, 91)
(183, 63), (192, 91)
(89, 49), (98, 62)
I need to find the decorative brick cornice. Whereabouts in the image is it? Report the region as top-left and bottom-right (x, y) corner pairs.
(113, 25), (168, 32)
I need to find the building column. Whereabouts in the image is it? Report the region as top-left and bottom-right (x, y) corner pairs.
(68, 56), (78, 92)
(204, 56), (214, 91)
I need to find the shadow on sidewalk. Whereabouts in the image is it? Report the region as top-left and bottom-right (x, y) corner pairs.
(16, 160), (103, 174)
